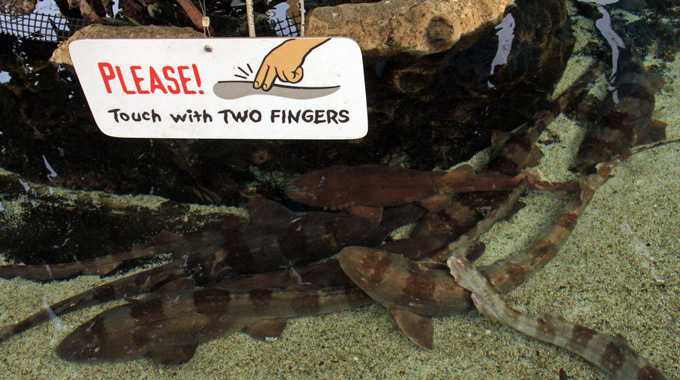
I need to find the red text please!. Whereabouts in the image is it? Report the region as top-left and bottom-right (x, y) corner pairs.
(97, 63), (204, 95)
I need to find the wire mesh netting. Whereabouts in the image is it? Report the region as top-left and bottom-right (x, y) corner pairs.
(0, 11), (104, 42)
(0, 9), (303, 43)
(270, 12), (301, 36)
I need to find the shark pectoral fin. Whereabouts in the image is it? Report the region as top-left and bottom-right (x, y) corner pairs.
(389, 308), (434, 351)
(639, 118), (668, 144)
(146, 343), (199, 365)
(153, 277), (197, 295)
(418, 194), (452, 212)
(243, 318), (289, 341)
(346, 205), (383, 225)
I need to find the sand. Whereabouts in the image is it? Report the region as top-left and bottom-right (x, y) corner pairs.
(1, 5), (679, 380)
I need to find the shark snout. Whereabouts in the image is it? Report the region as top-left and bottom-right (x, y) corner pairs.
(338, 246), (391, 287)
(56, 325), (101, 362)
(338, 246), (370, 281)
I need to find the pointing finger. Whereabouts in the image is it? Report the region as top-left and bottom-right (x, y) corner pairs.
(262, 66), (278, 91)
(253, 64), (269, 89)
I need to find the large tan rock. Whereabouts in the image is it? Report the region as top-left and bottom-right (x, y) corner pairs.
(51, 24), (204, 66)
(306, 0), (512, 57)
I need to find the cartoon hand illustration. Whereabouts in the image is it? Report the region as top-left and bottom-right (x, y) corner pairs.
(254, 38), (329, 91)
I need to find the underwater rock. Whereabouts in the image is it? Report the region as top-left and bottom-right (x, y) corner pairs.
(0, 0), (37, 15)
(306, 0), (512, 57)
(362, 0), (574, 169)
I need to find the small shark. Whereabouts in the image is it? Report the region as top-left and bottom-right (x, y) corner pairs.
(56, 282), (370, 364)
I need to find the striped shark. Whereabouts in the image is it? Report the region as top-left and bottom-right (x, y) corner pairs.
(56, 282), (370, 364)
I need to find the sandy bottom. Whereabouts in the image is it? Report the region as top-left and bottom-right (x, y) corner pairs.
(2, 12), (680, 380)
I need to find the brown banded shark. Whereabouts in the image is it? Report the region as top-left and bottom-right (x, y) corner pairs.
(56, 282), (371, 364)
(285, 163), (578, 221)
(574, 3), (667, 173)
(0, 218), (245, 282)
(449, 245), (667, 380)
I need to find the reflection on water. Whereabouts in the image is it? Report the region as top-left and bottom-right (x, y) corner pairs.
(0, 0), (679, 378)
(488, 13), (515, 88)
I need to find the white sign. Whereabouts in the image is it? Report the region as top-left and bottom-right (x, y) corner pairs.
(69, 38), (368, 139)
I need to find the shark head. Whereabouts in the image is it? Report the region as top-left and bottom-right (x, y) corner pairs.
(337, 246), (405, 307)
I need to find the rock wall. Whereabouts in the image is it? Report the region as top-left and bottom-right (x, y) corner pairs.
(51, 24), (204, 66)
(307, 0), (512, 57)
